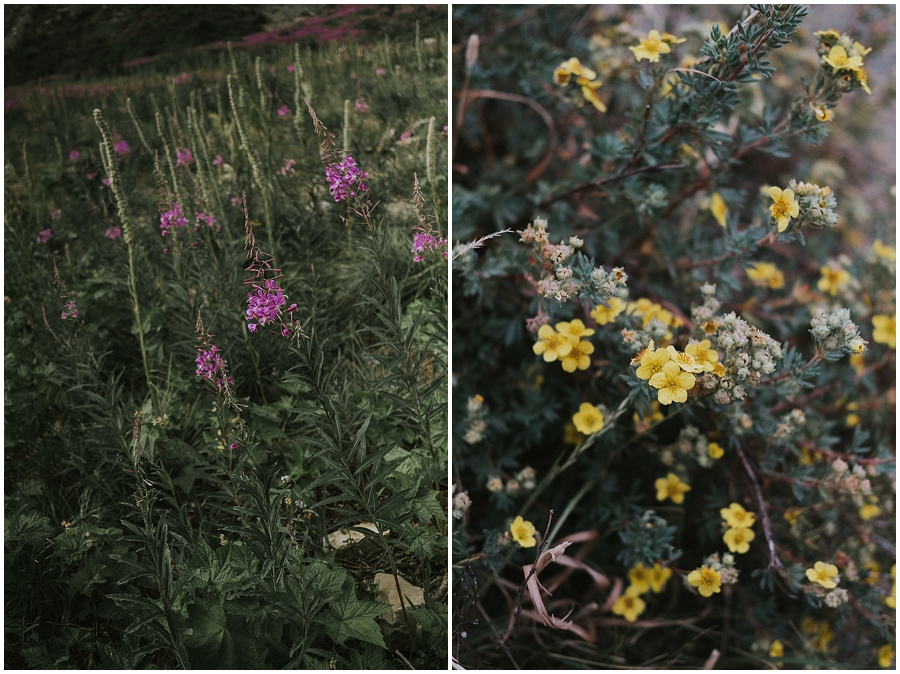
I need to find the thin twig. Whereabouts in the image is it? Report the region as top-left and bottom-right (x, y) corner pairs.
(513, 510), (554, 644)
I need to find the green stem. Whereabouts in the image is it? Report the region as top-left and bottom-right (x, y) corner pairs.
(127, 244), (158, 412)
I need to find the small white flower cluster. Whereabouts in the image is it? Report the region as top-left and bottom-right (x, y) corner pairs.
(485, 466), (538, 495)
(660, 425), (714, 468)
(824, 587), (849, 607)
(774, 409), (806, 439)
(452, 490), (472, 519)
(463, 395), (487, 444)
(621, 317), (670, 352)
(703, 552), (739, 585)
(788, 180), (839, 230)
(830, 459), (875, 508)
(809, 308), (866, 356)
(519, 218), (626, 304)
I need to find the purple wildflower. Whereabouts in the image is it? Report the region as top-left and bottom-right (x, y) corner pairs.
(376, 68), (386, 76)
(176, 148), (194, 166)
(69, 150), (80, 161)
(325, 156), (369, 202)
(246, 278), (287, 328)
(173, 77), (181, 85)
(277, 105), (290, 117)
(287, 65), (295, 73)
(101, 178), (110, 189)
(50, 209), (61, 220)
(281, 159), (296, 176)
(106, 226), (122, 240)
(231, 196), (242, 207)
(114, 140), (130, 155)
(193, 212), (219, 232)
(37, 229), (53, 244)
(213, 155), (224, 165)
(86, 172), (96, 180)
(160, 202), (188, 237)
(61, 299), (78, 320)
(355, 97), (369, 113)
(412, 232), (447, 262)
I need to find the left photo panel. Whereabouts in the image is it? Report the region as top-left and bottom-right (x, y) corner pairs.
(5, 5), (448, 669)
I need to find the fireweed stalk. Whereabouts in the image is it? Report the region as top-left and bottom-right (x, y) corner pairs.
(93, 109), (157, 412)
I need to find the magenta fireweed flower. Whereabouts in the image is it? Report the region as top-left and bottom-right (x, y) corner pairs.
(114, 140), (130, 155)
(412, 232), (448, 262)
(61, 299), (78, 320)
(193, 212), (219, 232)
(281, 159), (296, 176)
(246, 278), (287, 331)
(160, 202), (188, 236)
(176, 148), (194, 166)
(287, 64), (295, 73)
(69, 150), (80, 161)
(376, 68), (386, 76)
(37, 229), (53, 244)
(277, 105), (290, 117)
(100, 178), (111, 189)
(325, 156), (368, 202)
(355, 97), (369, 113)
(86, 172), (96, 180)
(50, 209), (61, 220)
(231, 196), (242, 207)
(213, 155), (224, 165)
(195, 344), (231, 390)
(106, 226), (122, 240)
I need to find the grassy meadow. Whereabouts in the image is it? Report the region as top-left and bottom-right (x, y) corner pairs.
(5, 25), (448, 669)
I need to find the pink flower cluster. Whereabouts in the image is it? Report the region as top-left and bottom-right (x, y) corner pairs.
(176, 148), (194, 167)
(196, 344), (231, 390)
(325, 156), (368, 202)
(277, 105), (290, 117)
(213, 155), (224, 165)
(61, 299), (78, 320)
(355, 97), (369, 113)
(281, 159), (296, 177)
(193, 212), (219, 232)
(37, 229), (53, 244)
(114, 140), (130, 155)
(412, 232), (448, 262)
(106, 226), (122, 240)
(160, 202), (188, 236)
(246, 279), (297, 335)
(69, 150), (80, 162)
(51, 209), (61, 220)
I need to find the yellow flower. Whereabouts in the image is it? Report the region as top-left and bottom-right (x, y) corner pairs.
(856, 67), (871, 94)
(873, 239), (896, 261)
(769, 640), (784, 658)
(649, 361), (696, 405)
(510, 516), (536, 548)
(580, 80), (607, 112)
(814, 29), (841, 41)
(629, 30), (672, 63)
(611, 586), (646, 622)
(655, 472), (691, 504)
(573, 402), (604, 435)
(723, 526), (755, 554)
(685, 339), (720, 372)
(822, 45), (863, 72)
(859, 503), (881, 521)
(712, 362), (726, 377)
(635, 340), (671, 380)
(850, 352), (865, 375)
(801, 617), (819, 635)
(660, 32), (686, 45)
(878, 644), (895, 669)
(783, 508), (801, 525)
(687, 565), (722, 597)
(556, 319), (595, 343)
(563, 422), (581, 445)
(710, 192), (728, 228)
(872, 314), (896, 348)
(628, 563), (651, 594)
(862, 562), (881, 585)
(812, 622), (833, 652)
(707, 442), (724, 459)
(649, 563), (672, 593)
(805, 561), (839, 589)
(811, 103), (833, 122)
(591, 297), (626, 325)
(769, 186), (800, 233)
(720, 503), (756, 529)
(533, 324), (573, 362)
(746, 261), (785, 289)
(561, 339), (595, 372)
(555, 57), (596, 84)
(817, 264), (850, 296)
(665, 345), (706, 373)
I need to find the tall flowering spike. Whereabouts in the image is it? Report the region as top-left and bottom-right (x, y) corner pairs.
(410, 173), (447, 261)
(306, 99), (338, 164)
(425, 116), (437, 187)
(92, 109), (134, 244)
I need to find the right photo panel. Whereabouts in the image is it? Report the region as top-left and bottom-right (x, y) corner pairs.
(451, 5), (896, 669)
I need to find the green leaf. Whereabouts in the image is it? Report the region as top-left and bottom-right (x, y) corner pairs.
(316, 596), (388, 648)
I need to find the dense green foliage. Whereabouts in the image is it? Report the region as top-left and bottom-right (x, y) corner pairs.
(5, 29), (448, 669)
(452, 5), (894, 669)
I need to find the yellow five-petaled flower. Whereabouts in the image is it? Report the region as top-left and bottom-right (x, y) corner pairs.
(572, 402), (605, 435)
(806, 560), (839, 589)
(687, 565), (722, 597)
(720, 502), (756, 529)
(769, 186), (800, 233)
(822, 45), (863, 72)
(611, 585), (646, 622)
(533, 324), (572, 362)
(649, 361), (696, 405)
(655, 472), (691, 504)
(510, 516), (536, 548)
(817, 264), (850, 296)
(872, 314), (896, 348)
(723, 526), (755, 554)
(629, 30), (683, 63)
